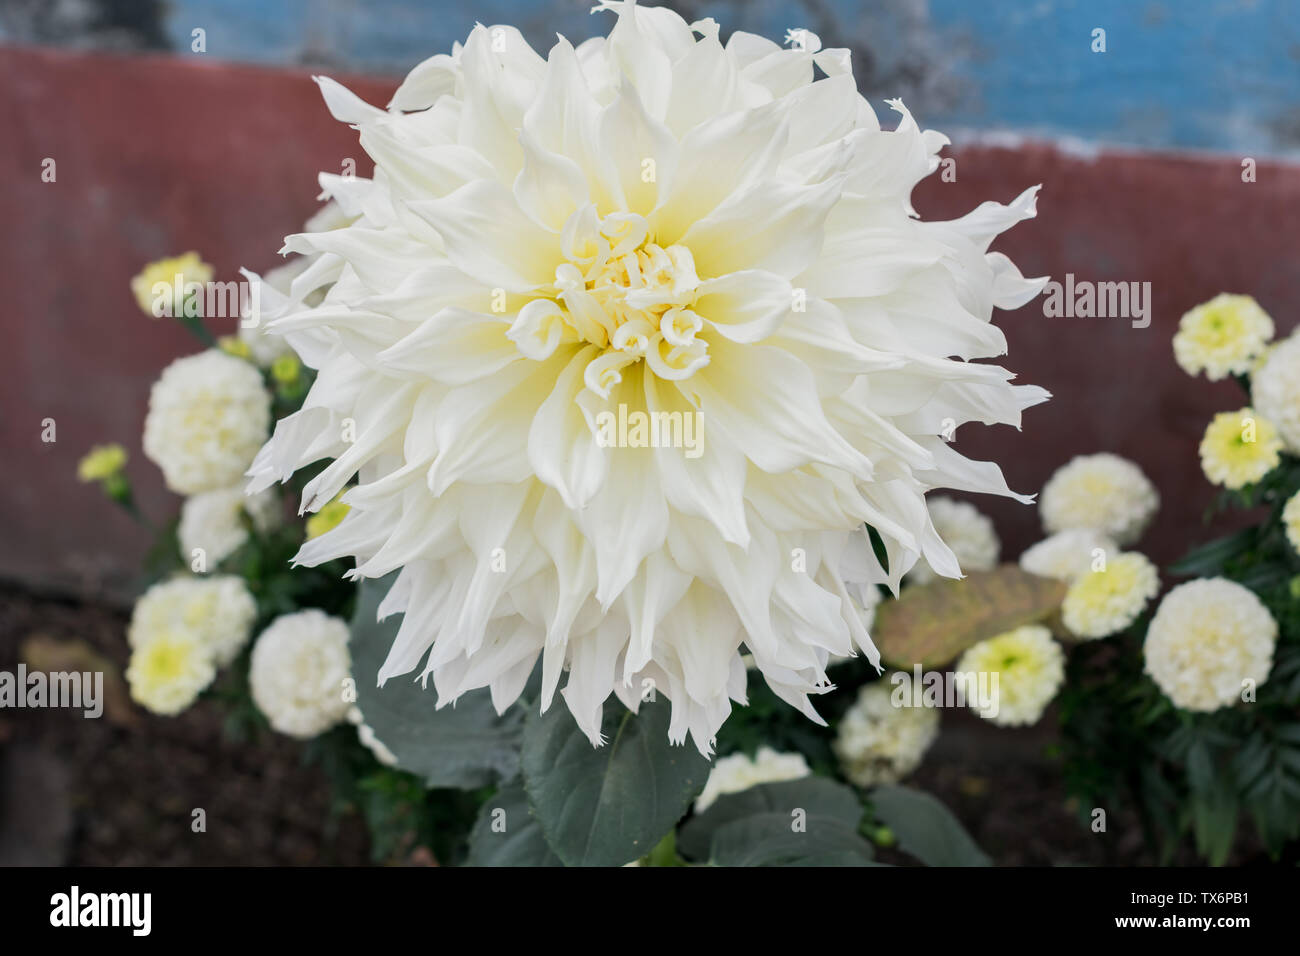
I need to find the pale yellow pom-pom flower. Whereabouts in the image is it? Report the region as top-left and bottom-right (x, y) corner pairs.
(77, 443), (127, 483)
(126, 631), (216, 716)
(1173, 293), (1273, 381)
(305, 491), (351, 540)
(130, 251), (214, 318)
(1061, 551), (1159, 639)
(955, 625), (1065, 727)
(1198, 407), (1282, 490)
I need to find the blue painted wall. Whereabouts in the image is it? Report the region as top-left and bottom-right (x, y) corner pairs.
(4, 0), (1298, 156)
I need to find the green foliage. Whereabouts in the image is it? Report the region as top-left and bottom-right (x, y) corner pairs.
(520, 696), (711, 867)
(868, 785), (992, 866)
(1059, 399), (1300, 864)
(349, 575), (526, 789)
(466, 783), (563, 867)
(112, 340), (1003, 868)
(303, 725), (489, 864)
(679, 777), (877, 866)
(677, 776), (986, 867)
(711, 678), (840, 775)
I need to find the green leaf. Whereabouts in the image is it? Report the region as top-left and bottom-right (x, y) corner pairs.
(678, 776), (862, 862)
(349, 574), (524, 789)
(1184, 737), (1216, 797)
(1168, 527), (1257, 577)
(1191, 787), (1238, 866)
(521, 696), (711, 867)
(874, 565), (1067, 669)
(466, 784), (562, 867)
(708, 813), (880, 866)
(870, 784), (991, 867)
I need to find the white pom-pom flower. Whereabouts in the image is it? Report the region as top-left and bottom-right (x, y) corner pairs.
(694, 746), (811, 812)
(1252, 335), (1300, 452)
(128, 575), (257, 667)
(250, 609), (353, 738)
(248, 1), (1047, 753)
(906, 496), (999, 585)
(1060, 551), (1159, 639)
(1039, 453), (1158, 547)
(144, 350), (271, 495)
(833, 680), (939, 786)
(1019, 528), (1117, 581)
(1143, 578), (1277, 712)
(178, 485), (282, 566)
(956, 625), (1064, 727)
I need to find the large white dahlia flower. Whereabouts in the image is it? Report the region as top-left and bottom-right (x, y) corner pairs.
(248, 1), (1048, 754)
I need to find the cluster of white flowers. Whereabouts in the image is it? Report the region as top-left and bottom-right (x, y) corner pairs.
(1060, 551), (1159, 640)
(694, 746), (811, 812)
(143, 350), (271, 495)
(907, 497), (1000, 585)
(1252, 336), (1300, 452)
(178, 485), (282, 566)
(128, 575), (257, 667)
(249, 610), (353, 738)
(125, 575), (257, 714)
(1019, 528), (1117, 581)
(1039, 453), (1159, 546)
(956, 625), (1065, 727)
(1143, 578), (1277, 712)
(833, 680), (939, 787)
(246, 0), (1049, 752)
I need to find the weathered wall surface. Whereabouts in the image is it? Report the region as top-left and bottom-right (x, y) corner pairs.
(6, 0), (1297, 157)
(0, 48), (394, 599)
(2, 45), (1297, 600)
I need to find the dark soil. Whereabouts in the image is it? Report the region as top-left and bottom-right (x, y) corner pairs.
(0, 584), (370, 865)
(0, 584), (1187, 867)
(899, 712), (1155, 866)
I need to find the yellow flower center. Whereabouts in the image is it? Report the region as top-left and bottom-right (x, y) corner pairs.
(142, 639), (188, 682)
(509, 211), (711, 398)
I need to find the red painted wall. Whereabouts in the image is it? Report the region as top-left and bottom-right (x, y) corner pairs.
(1, 47), (395, 600)
(912, 143), (1300, 573)
(3, 47), (1296, 600)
